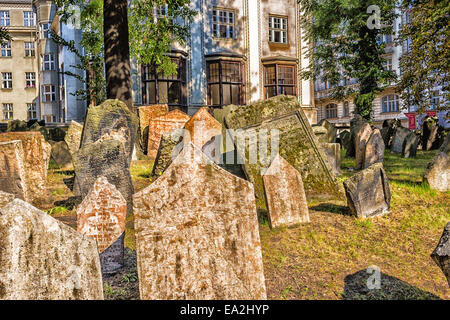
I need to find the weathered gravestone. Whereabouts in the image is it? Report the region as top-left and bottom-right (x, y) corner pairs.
(381, 119), (401, 149)
(0, 190), (14, 208)
(225, 97), (341, 200)
(0, 199), (104, 299)
(431, 222), (450, 287)
(390, 126), (411, 154)
(312, 125), (329, 143)
(81, 99), (138, 162)
(0, 140), (29, 201)
(263, 154), (310, 228)
(402, 132), (419, 158)
(0, 132), (49, 204)
(137, 104), (169, 153)
(321, 143), (341, 175)
(318, 119), (337, 143)
(347, 115), (367, 157)
(183, 107), (222, 148)
(339, 130), (351, 152)
(147, 109), (190, 159)
(51, 141), (72, 168)
(73, 139), (134, 215)
(343, 163), (391, 218)
(422, 117), (439, 151)
(133, 143), (267, 300)
(355, 123), (373, 169)
(6, 119), (28, 132)
(65, 120), (83, 156)
(77, 176), (127, 274)
(48, 127), (66, 142)
(363, 129), (385, 169)
(151, 128), (184, 179)
(423, 140), (449, 192)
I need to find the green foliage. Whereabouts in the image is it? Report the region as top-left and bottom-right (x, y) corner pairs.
(0, 27), (11, 45)
(298, 0), (397, 120)
(397, 0), (449, 113)
(47, 206), (69, 215)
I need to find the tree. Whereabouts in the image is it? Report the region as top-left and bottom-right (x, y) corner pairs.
(0, 27), (11, 45)
(298, 0), (397, 120)
(397, 0), (449, 113)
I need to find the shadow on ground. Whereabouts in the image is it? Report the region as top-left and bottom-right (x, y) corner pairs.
(343, 269), (441, 300)
(310, 203), (350, 216)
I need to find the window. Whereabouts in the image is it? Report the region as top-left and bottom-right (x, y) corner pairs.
(26, 72), (36, 88)
(142, 57), (186, 107)
(2, 72), (12, 89)
(25, 42), (35, 57)
(0, 11), (10, 26)
(264, 64), (296, 98)
(2, 104), (13, 120)
(325, 104), (338, 119)
(383, 58), (393, 71)
(24, 11), (35, 27)
(44, 114), (56, 123)
(207, 60), (244, 107)
(27, 103), (37, 120)
(343, 101), (350, 117)
(269, 16), (288, 44)
(42, 54), (55, 70)
(212, 9), (235, 39)
(42, 85), (56, 102)
(379, 34), (392, 44)
(1, 41), (11, 57)
(382, 95), (400, 112)
(40, 23), (50, 39)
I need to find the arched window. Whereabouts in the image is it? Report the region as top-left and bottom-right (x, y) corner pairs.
(343, 101), (350, 117)
(325, 103), (338, 119)
(382, 95), (399, 113)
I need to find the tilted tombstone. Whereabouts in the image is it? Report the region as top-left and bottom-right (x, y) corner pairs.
(73, 138), (134, 215)
(390, 126), (411, 154)
(422, 117), (439, 151)
(321, 143), (341, 175)
(263, 154), (310, 228)
(355, 123), (373, 169)
(363, 129), (385, 169)
(81, 99), (138, 162)
(431, 222), (450, 287)
(347, 115), (367, 157)
(0, 190), (14, 208)
(423, 144), (449, 192)
(318, 119), (337, 143)
(147, 109), (190, 159)
(183, 107), (222, 148)
(343, 163), (391, 218)
(0, 132), (49, 204)
(0, 199), (104, 300)
(0, 140), (29, 201)
(137, 104), (169, 153)
(51, 141), (73, 168)
(77, 176), (127, 274)
(133, 143), (267, 300)
(64, 120), (83, 156)
(381, 119), (401, 148)
(151, 128), (184, 179)
(402, 132), (419, 158)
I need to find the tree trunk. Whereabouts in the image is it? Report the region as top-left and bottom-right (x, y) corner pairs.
(103, 0), (134, 111)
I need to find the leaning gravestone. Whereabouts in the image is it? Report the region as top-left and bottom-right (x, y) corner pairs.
(137, 104), (168, 153)
(402, 132), (419, 158)
(0, 132), (49, 204)
(183, 107), (222, 148)
(0, 190), (14, 208)
(133, 143), (267, 300)
(77, 176), (127, 274)
(423, 143), (449, 192)
(147, 109), (190, 159)
(343, 162), (391, 218)
(347, 115), (367, 157)
(431, 222), (450, 287)
(73, 138), (134, 215)
(339, 130), (351, 152)
(65, 120), (83, 157)
(151, 128), (184, 179)
(0, 199), (104, 299)
(422, 117), (439, 151)
(81, 99), (138, 162)
(390, 127), (411, 154)
(363, 129), (385, 169)
(51, 141), (72, 168)
(0, 140), (29, 201)
(318, 119), (337, 143)
(263, 154), (310, 228)
(321, 143), (341, 175)
(355, 123), (373, 169)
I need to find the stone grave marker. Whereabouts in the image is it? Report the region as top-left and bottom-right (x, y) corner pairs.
(423, 145), (449, 192)
(390, 127), (411, 154)
(65, 120), (83, 156)
(0, 190), (14, 208)
(402, 132), (419, 158)
(318, 119), (337, 143)
(0, 140), (29, 201)
(431, 222), (450, 287)
(363, 129), (385, 169)
(347, 115), (367, 157)
(355, 123), (372, 169)
(183, 107), (222, 148)
(151, 128), (184, 179)
(321, 143), (341, 175)
(137, 104), (169, 153)
(51, 141), (73, 168)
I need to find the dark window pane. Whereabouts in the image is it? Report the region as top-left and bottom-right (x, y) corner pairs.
(146, 82), (156, 104)
(211, 84), (220, 106)
(168, 82), (179, 104)
(158, 82), (168, 103)
(223, 84), (231, 105)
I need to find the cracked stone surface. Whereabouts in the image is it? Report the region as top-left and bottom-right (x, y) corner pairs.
(0, 190), (14, 208)
(183, 107), (222, 149)
(0, 140), (29, 202)
(363, 129), (385, 169)
(355, 123), (372, 170)
(65, 120), (83, 157)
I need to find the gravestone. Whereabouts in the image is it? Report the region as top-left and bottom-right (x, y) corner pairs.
(183, 107), (222, 148)
(151, 128), (184, 179)
(431, 222), (450, 287)
(343, 163), (391, 218)
(137, 104), (169, 153)
(312, 125), (329, 143)
(263, 154), (310, 228)
(48, 127), (66, 142)
(147, 109), (190, 159)
(133, 143), (267, 300)
(0, 132), (49, 204)
(318, 119), (337, 143)
(382, 119), (401, 149)
(347, 115), (367, 157)
(0, 190), (14, 208)
(423, 147), (449, 192)
(6, 120), (28, 132)
(390, 127), (411, 154)
(0, 140), (29, 201)
(65, 120), (83, 156)
(77, 176), (127, 274)
(422, 117), (439, 151)
(0, 199), (104, 299)
(363, 129), (385, 169)
(321, 143), (341, 175)
(81, 99), (138, 162)
(339, 130), (351, 152)
(355, 123), (373, 169)
(73, 138), (134, 215)
(402, 132), (419, 158)
(51, 141), (72, 168)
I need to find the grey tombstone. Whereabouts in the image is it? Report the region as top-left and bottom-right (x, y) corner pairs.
(321, 143), (341, 175)
(363, 129), (385, 169)
(402, 132), (419, 158)
(431, 222), (450, 287)
(390, 127), (411, 154)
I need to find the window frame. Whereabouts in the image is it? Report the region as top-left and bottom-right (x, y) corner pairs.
(343, 101), (350, 117)
(24, 42), (35, 57)
(2, 103), (13, 120)
(263, 63), (297, 99)
(42, 84), (56, 102)
(23, 11), (35, 27)
(212, 8), (235, 39)
(0, 11), (10, 27)
(42, 53), (55, 71)
(27, 103), (37, 120)
(269, 15), (288, 44)
(2, 72), (12, 89)
(40, 23), (50, 39)
(25, 72), (36, 88)
(382, 94), (400, 113)
(1, 41), (11, 57)
(325, 103), (338, 119)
